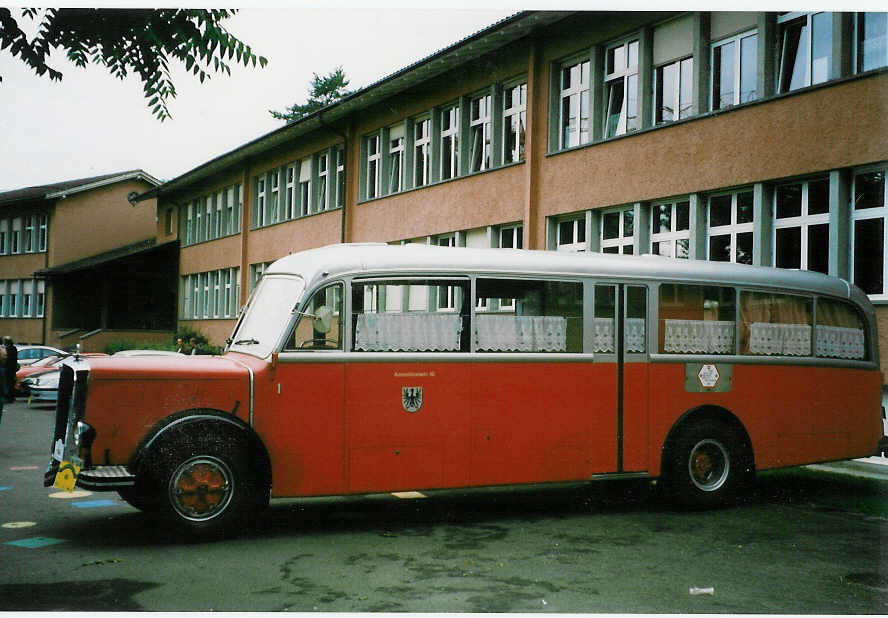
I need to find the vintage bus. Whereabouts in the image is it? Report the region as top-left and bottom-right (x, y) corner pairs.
(46, 243), (883, 536)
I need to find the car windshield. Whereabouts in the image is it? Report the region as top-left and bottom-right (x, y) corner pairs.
(227, 274), (305, 358)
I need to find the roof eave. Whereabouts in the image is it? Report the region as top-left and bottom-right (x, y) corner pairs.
(135, 10), (572, 203)
(45, 170), (162, 201)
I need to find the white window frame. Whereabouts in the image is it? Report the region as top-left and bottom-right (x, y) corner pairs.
(9, 280), (20, 317)
(711, 29), (758, 110)
(654, 56), (694, 124)
(772, 177), (831, 273)
(604, 38), (640, 138)
(601, 206), (635, 255)
(777, 11), (833, 93)
(11, 217), (21, 254)
(335, 147), (346, 208)
(255, 177), (266, 228)
(440, 103), (460, 181)
(469, 93), (492, 173)
(856, 12), (888, 73)
(707, 189), (755, 264)
(0, 219), (7, 254)
(559, 57), (590, 149)
(215, 191), (223, 238)
(413, 115), (431, 188)
(37, 214), (47, 252)
(651, 199), (691, 258)
(285, 164), (297, 220)
(22, 279), (33, 317)
(436, 235), (457, 311)
(0, 281), (7, 317)
(503, 80), (527, 164)
(185, 203), (194, 245)
(317, 152), (330, 211)
(851, 166), (888, 300)
(556, 216), (587, 252)
(299, 158), (311, 217)
(366, 134), (380, 200)
(23, 215), (34, 253)
(388, 126), (404, 194)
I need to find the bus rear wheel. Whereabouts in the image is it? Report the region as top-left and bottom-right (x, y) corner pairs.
(664, 419), (752, 508)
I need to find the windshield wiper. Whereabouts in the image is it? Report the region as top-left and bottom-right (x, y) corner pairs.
(233, 338), (259, 345)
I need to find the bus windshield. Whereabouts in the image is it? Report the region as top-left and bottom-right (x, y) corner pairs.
(228, 274), (305, 358)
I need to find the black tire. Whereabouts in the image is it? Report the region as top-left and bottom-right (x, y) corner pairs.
(662, 419), (753, 508)
(117, 487), (149, 511)
(145, 428), (266, 538)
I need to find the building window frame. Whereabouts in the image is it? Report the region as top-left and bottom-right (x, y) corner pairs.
(503, 80), (527, 164)
(440, 103), (460, 182)
(413, 115), (431, 188)
(654, 56), (694, 124)
(851, 166), (888, 299)
(711, 29), (758, 110)
(559, 56), (590, 149)
(601, 206), (635, 255)
(772, 177), (831, 274)
(388, 125), (404, 194)
(707, 189), (755, 265)
(366, 133), (381, 200)
(469, 92), (492, 173)
(604, 37), (640, 139)
(651, 199), (690, 258)
(855, 12), (888, 73)
(777, 11), (833, 94)
(556, 215), (587, 252)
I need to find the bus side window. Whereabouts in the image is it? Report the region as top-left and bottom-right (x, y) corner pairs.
(659, 283), (736, 354)
(284, 283), (343, 351)
(740, 291), (812, 356)
(625, 286), (647, 353)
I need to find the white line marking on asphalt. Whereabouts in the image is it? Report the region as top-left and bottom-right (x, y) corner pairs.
(10, 466), (39, 471)
(2, 522), (36, 529)
(391, 491), (427, 499)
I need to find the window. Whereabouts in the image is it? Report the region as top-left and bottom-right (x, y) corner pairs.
(413, 116), (431, 188)
(165, 208), (174, 236)
(500, 225), (523, 250)
(469, 93), (492, 173)
(317, 153), (329, 211)
(0, 219), (7, 254)
(475, 279), (584, 353)
(604, 39), (640, 138)
(778, 12), (833, 93)
(37, 215), (47, 251)
(352, 279), (470, 352)
(440, 104), (460, 181)
(601, 207), (634, 254)
(250, 262), (272, 291)
(388, 128), (404, 194)
(655, 57), (693, 124)
(285, 164), (297, 220)
(336, 147), (346, 208)
(773, 178), (830, 274)
(366, 134), (380, 199)
(503, 82), (527, 163)
(23, 215), (34, 253)
(299, 159), (311, 216)
(559, 58), (590, 148)
(255, 178), (266, 228)
(708, 190), (754, 264)
(651, 200), (690, 258)
(659, 284), (736, 354)
(557, 216), (586, 252)
(36, 280), (45, 318)
(857, 12), (888, 73)
(852, 169), (887, 296)
(21, 279), (32, 317)
(0, 281), (8, 317)
(815, 297), (867, 360)
(11, 217), (21, 254)
(182, 267), (241, 319)
(712, 30), (757, 109)
(286, 283), (344, 351)
(8, 280), (19, 316)
(740, 291), (813, 357)
(204, 197), (213, 240)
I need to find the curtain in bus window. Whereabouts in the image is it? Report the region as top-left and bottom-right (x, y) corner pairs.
(659, 284), (736, 354)
(815, 297), (866, 360)
(740, 291), (813, 356)
(351, 280), (469, 352)
(474, 279), (583, 352)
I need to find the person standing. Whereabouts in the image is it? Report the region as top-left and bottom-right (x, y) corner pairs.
(2, 337), (16, 404)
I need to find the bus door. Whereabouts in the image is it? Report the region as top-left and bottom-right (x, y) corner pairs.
(592, 283), (650, 474)
(344, 278), (473, 493)
(267, 281), (347, 497)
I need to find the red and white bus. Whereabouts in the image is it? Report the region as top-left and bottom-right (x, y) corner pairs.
(46, 243), (883, 536)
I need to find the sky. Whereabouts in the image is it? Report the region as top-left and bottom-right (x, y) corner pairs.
(0, 5), (517, 191)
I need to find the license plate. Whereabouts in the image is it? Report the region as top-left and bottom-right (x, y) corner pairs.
(53, 460), (81, 492)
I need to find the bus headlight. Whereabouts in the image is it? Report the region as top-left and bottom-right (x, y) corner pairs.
(74, 421), (96, 466)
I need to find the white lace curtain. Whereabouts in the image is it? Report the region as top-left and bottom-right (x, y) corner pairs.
(354, 313), (463, 352)
(592, 317), (645, 353)
(664, 319), (735, 354)
(473, 315), (567, 352)
(814, 325), (865, 359)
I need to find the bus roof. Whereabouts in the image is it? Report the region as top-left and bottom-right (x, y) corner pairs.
(265, 243), (865, 305)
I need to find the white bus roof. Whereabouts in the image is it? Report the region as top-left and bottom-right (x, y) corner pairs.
(265, 243), (866, 306)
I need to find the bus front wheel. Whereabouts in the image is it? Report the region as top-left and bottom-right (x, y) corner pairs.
(663, 419), (752, 508)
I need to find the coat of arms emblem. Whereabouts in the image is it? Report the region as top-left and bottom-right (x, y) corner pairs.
(401, 386), (423, 413)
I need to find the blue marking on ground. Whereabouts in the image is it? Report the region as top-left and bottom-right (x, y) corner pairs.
(71, 499), (119, 509)
(0, 486), (11, 491)
(5, 537), (67, 549)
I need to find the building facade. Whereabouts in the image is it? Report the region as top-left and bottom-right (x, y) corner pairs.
(0, 170), (177, 351)
(139, 11), (888, 376)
